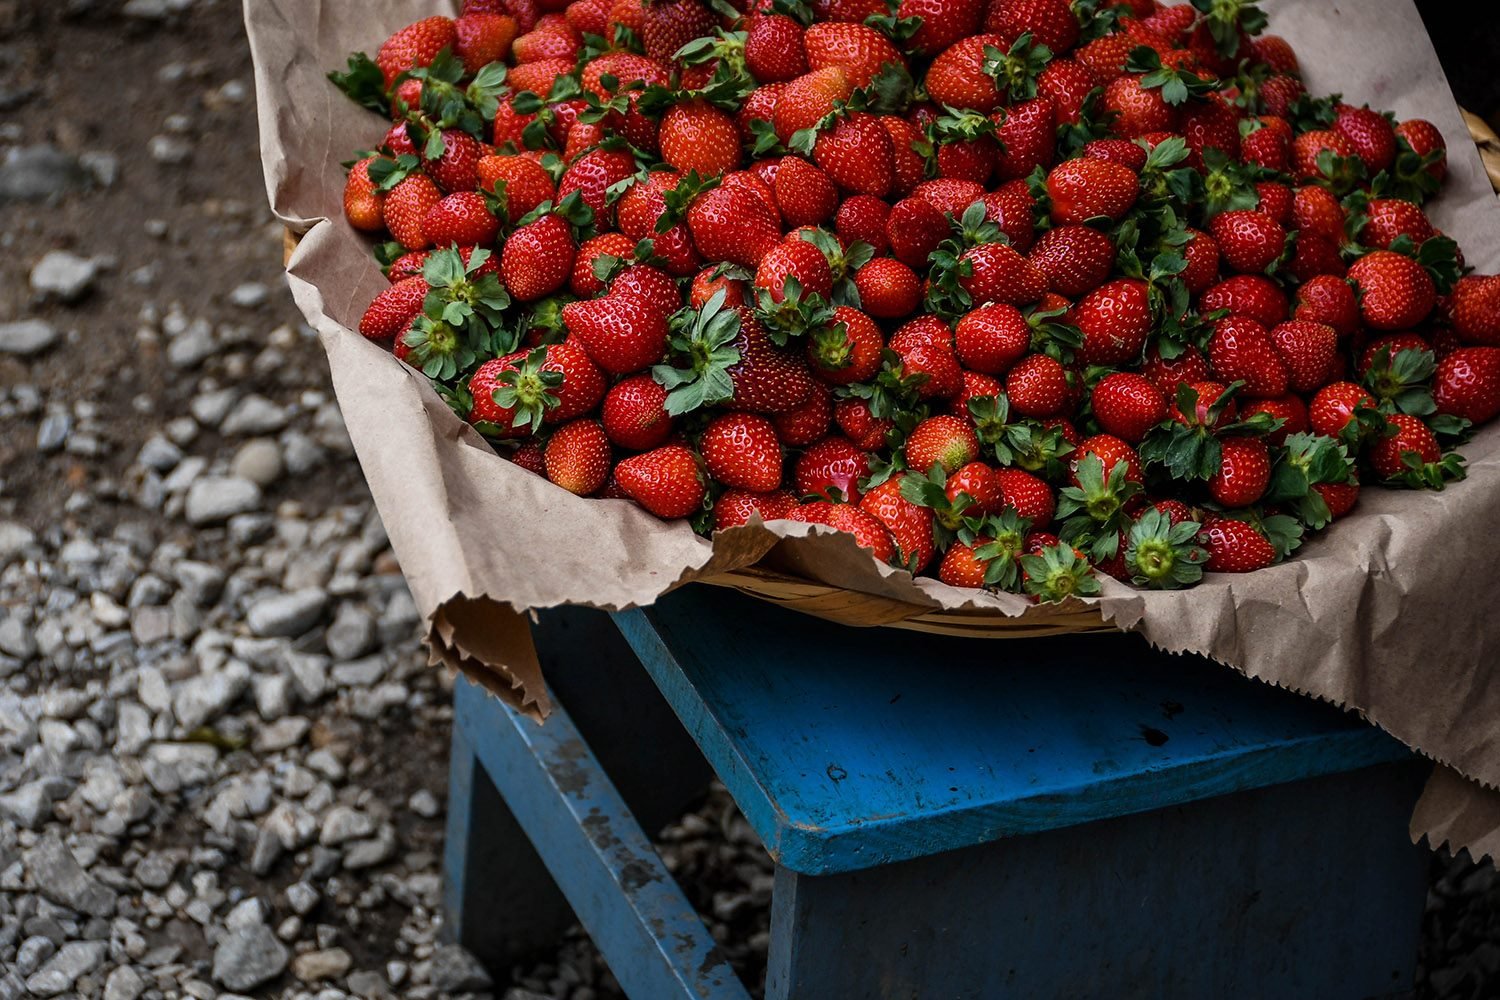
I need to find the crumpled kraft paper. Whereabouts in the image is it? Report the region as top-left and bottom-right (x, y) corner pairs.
(245, 0), (1500, 860)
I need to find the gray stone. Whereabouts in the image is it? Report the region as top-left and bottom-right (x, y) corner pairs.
(0, 319), (58, 356)
(282, 652), (330, 703)
(79, 151), (119, 188)
(15, 936), (55, 975)
(132, 852), (177, 890)
(231, 439), (283, 486)
(285, 882), (319, 916)
(0, 145), (90, 202)
(407, 789), (440, 819)
(185, 477), (262, 525)
(103, 965), (146, 1000)
(148, 134), (192, 164)
(25, 940), (108, 997)
(26, 834), (118, 917)
(137, 435), (182, 472)
(0, 616), (36, 660)
(319, 806), (376, 847)
(175, 561), (225, 605)
(0, 521), (36, 565)
(325, 604), (375, 661)
(291, 947), (351, 982)
(253, 716), (309, 752)
(123, 0), (194, 18)
(167, 321), (216, 368)
(346, 970), (393, 999)
(429, 944), (493, 993)
(173, 665), (250, 730)
(0, 777), (69, 828)
(247, 589), (328, 638)
(189, 387), (238, 426)
(229, 282), (269, 308)
(331, 656), (386, 688)
(221, 394), (289, 436)
(211, 924), (289, 993)
(342, 828), (397, 870)
(36, 412), (70, 451)
(30, 250), (98, 303)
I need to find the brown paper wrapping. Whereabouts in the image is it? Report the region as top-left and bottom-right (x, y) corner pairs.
(246, 0), (1500, 860)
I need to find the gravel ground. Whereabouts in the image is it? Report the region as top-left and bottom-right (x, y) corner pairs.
(0, 2), (1495, 999)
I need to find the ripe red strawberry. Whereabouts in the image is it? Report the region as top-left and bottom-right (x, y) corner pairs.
(385, 173), (445, 250)
(422, 191), (499, 247)
(503, 212), (576, 301)
(1346, 251), (1436, 331)
(1070, 279), (1151, 366)
(774, 67), (855, 141)
(1084, 138), (1148, 171)
(803, 21), (904, 88)
(360, 276), (428, 341)
(1208, 316), (1289, 399)
(1449, 275), (1500, 345)
(1028, 225), (1115, 297)
(571, 233), (636, 297)
(924, 34), (1007, 112)
(562, 294), (669, 375)
(1291, 129), (1356, 181)
(376, 16), (457, 87)
(602, 374), (674, 450)
(1180, 228), (1221, 294)
(467, 343), (605, 433)
(905, 414), (980, 474)
(859, 476), (937, 571)
(344, 158), (384, 232)
(640, 0), (716, 62)
(891, 319), (964, 399)
(455, 12), (518, 73)
(1072, 433), (1141, 485)
(812, 112), (896, 197)
(558, 146), (638, 219)
(775, 157), (839, 226)
(1268, 320), (1338, 393)
(1395, 118), (1448, 180)
(995, 467), (1055, 524)
(988, 0), (1079, 52)
(809, 305), (884, 383)
(938, 539), (994, 588)
(613, 265), (682, 318)
(1200, 275), (1288, 328)
(714, 489), (798, 530)
(900, 0), (985, 56)
(886, 196), (950, 269)
(688, 186), (782, 269)
(746, 14), (810, 82)
(616, 445), (707, 519)
(836, 397), (894, 450)
(959, 244), (1049, 307)
(508, 440), (546, 475)
(1006, 353), (1072, 417)
(1075, 33), (1135, 80)
(1240, 116), (1292, 172)
(854, 258), (922, 319)
(1103, 74), (1177, 138)
(423, 130), (484, 194)
(513, 26), (581, 65)
(788, 502), (897, 563)
(1208, 438), (1271, 508)
(729, 312), (818, 413)
(1433, 348), (1500, 426)
(1370, 413), (1442, 479)
(954, 304), (1031, 374)
(545, 419), (613, 496)
(772, 382), (832, 445)
(1333, 105), (1397, 174)
(1198, 518), (1275, 572)
(1309, 382), (1376, 438)
(1241, 394), (1308, 445)
(1293, 274), (1359, 337)
(913, 177), (985, 216)
(701, 414), (783, 492)
(1208, 210), (1286, 275)
(1180, 95), (1242, 168)
(794, 436), (871, 502)
(1037, 58), (1100, 127)
(477, 155), (557, 223)
(755, 238), (835, 304)
(1046, 158), (1138, 225)
(834, 194), (890, 250)
(660, 101), (743, 177)
(1141, 346), (1212, 396)
(1360, 199), (1435, 251)
(1092, 373), (1167, 443)
(994, 97), (1058, 180)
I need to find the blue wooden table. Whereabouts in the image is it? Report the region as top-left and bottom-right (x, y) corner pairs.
(444, 585), (1428, 999)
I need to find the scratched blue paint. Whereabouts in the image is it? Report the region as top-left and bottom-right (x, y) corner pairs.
(451, 677), (750, 1000)
(612, 586), (1413, 876)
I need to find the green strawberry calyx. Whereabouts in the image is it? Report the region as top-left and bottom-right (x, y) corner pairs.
(651, 287), (743, 416)
(1125, 507), (1208, 589)
(1020, 542), (1102, 603)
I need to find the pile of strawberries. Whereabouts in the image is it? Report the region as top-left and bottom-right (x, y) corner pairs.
(335, 0), (1500, 600)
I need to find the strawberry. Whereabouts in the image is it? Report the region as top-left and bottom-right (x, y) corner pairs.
(513, 26), (581, 65)
(1072, 433), (1141, 485)
(938, 539), (994, 588)
(613, 265), (683, 318)
(994, 97), (1058, 180)
(722, 311), (817, 414)
(1395, 118), (1447, 180)
(360, 276), (429, 341)
(1359, 199), (1435, 251)
(859, 476), (937, 571)
(1180, 95), (1242, 169)
(836, 397), (895, 450)
(660, 101), (743, 177)
(1208, 316), (1288, 399)
(344, 158), (385, 232)
(1249, 34), (1298, 73)
(834, 194), (891, 250)
(477, 155), (557, 223)
(954, 303), (1031, 374)
(1070, 279), (1151, 366)
(1199, 275), (1288, 328)
(1309, 382), (1376, 439)
(688, 186), (782, 269)
(1433, 348), (1500, 426)
(1006, 353), (1071, 417)
(376, 16), (457, 87)
(755, 238), (834, 303)
(701, 414), (784, 492)
(1268, 320), (1337, 393)
(924, 34), (1007, 112)
(1333, 105), (1397, 174)
(1449, 275), (1500, 345)
(854, 258), (922, 319)
(775, 157), (840, 226)
(714, 489), (798, 530)
(773, 67), (855, 142)
(1103, 75), (1177, 138)
(422, 191), (499, 247)
(468, 343), (604, 434)
(880, 115), (930, 195)
(809, 305), (884, 383)
(959, 244), (1049, 307)
(1084, 138), (1149, 171)
(558, 146), (638, 220)
(1207, 210), (1286, 275)
(545, 419), (613, 496)
(1036, 58), (1099, 127)
(772, 383), (833, 445)
(899, 0), (985, 57)
(1239, 116), (1291, 172)
(503, 212), (577, 301)
(385, 173), (445, 250)
(602, 374), (675, 450)
(1180, 229), (1221, 295)
(1208, 438), (1271, 508)
(1346, 251), (1436, 331)
(571, 233), (636, 297)
(1240, 395), (1308, 446)
(804, 21), (904, 89)
(1198, 518), (1275, 572)
(795, 436), (871, 501)
(891, 322), (964, 400)
(1291, 129), (1356, 181)
(1091, 373), (1167, 443)
(746, 14), (810, 82)
(455, 12), (518, 72)
(788, 503), (897, 563)
(616, 445), (707, 518)
(987, 0), (1079, 53)
(1369, 413), (1443, 479)
(1141, 345), (1211, 396)
(640, 0), (716, 62)
(508, 440), (547, 476)
(905, 414), (981, 474)
(886, 196), (950, 269)
(1028, 225), (1115, 297)
(563, 292), (669, 375)
(1046, 158), (1139, 225)
(1313, 480), (1360, 520)
(914, 178), (985, 216)
(813, 112), (896, 197)
(1292, 274), (1359, 337)
(995, 467), (1055, 524)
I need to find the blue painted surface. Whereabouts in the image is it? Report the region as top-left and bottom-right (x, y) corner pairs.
(612, 585), (1413, 876)
(452, 677), (750, 1000)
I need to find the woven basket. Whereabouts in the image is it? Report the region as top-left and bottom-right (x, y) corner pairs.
(286, 111), (1500, 638)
